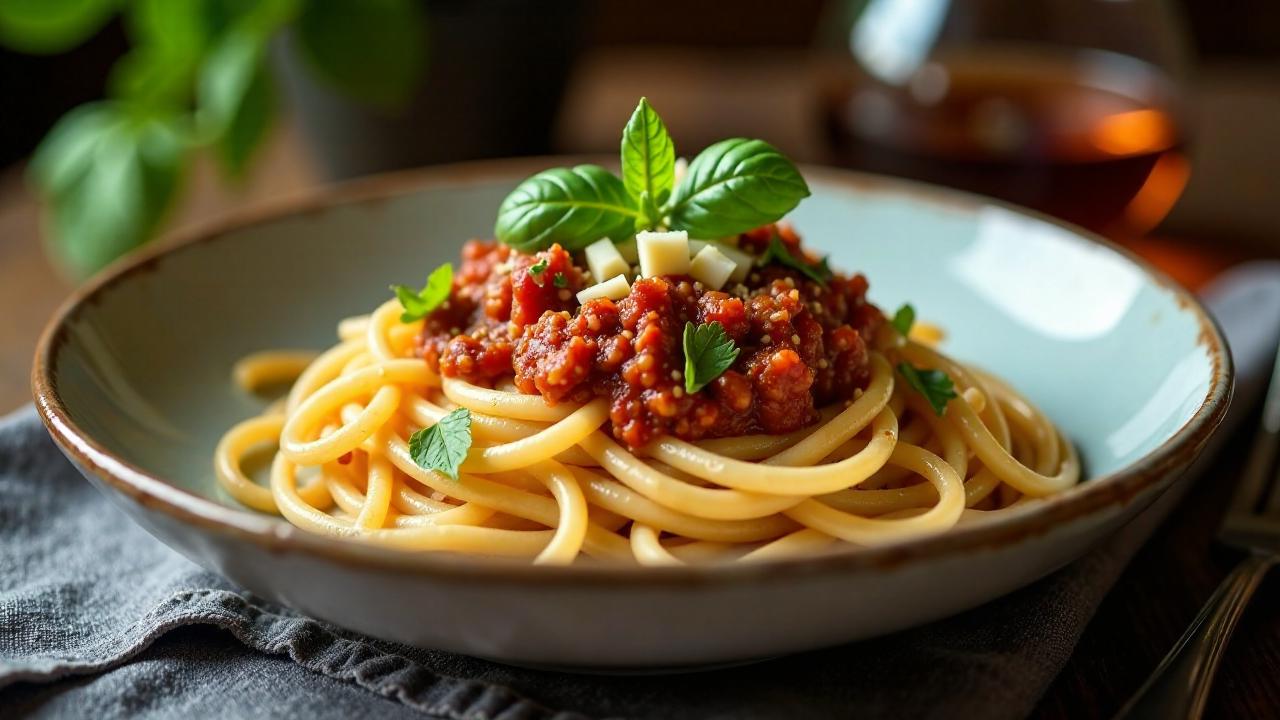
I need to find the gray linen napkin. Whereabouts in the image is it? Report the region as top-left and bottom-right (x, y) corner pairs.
(4, 263), (1280, 720)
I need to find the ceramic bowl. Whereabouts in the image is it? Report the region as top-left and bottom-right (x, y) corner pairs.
(32, 159), (1232, 669)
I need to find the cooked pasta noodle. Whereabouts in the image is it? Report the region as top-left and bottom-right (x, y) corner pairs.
(216, 298), (1079, 565)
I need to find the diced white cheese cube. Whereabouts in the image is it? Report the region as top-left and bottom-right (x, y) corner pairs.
(576, 274), (631, 304)
(714, 242), (754, 283)
(615, 236), (640, 264)
(637, 230), (690, 278)
(583, 239), (629, 285)
(688, 240), (753, 283)
(689, 245), (736, 290)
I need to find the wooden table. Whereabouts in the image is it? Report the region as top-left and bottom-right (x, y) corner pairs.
(2, 48), (1277, 719)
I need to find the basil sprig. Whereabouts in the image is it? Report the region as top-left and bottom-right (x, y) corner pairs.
(897, 363), (957, 416)
(408, 407), (472, 480)
(495, 97), (810, 251)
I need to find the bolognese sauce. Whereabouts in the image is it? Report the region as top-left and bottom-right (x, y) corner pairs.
(419, 224), (882, 449)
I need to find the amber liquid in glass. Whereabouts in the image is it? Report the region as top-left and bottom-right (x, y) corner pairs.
(822, 48), (1188, 236)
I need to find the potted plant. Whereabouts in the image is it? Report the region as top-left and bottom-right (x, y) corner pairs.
(0, 0), (582, 280)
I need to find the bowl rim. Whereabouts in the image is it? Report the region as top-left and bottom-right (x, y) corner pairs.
(31, 156), (1234, 587)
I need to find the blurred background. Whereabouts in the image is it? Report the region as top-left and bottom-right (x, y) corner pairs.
(2, 0), (1279, 410)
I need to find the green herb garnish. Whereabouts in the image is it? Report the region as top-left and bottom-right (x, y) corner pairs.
(897, 363), (957, 416)
(408, 407), (472, 480)
(528, 257), (549, 286)
(891, 304), (916, 336)
(621, 97), (675, 229)
(390, 263), (452, 323)
(760, 235), (831, 286)
(667, 139), (810, 239)
(495, 165), (638, 253)
(495, 97), (810, 252)
(683, 321), (740, 394)
(553, 272), (568, 289)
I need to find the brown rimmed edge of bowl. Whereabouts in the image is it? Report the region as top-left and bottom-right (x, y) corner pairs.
(31, 156), (1234, 588)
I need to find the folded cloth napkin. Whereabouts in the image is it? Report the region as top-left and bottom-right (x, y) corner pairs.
(4, 263), (1280, 720)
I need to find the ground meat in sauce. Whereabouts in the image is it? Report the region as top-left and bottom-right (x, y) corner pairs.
(419, 223), (882, 449)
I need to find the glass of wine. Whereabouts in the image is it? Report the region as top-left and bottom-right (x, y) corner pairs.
(818, 0), (1192, 239)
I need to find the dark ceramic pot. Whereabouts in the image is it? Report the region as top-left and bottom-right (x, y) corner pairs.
(274, 0), (585, 180)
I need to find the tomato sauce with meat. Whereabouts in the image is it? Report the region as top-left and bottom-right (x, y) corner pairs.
(419, 224), (882, 449)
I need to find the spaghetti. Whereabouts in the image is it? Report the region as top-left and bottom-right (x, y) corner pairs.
(216, 244), (1080, 565)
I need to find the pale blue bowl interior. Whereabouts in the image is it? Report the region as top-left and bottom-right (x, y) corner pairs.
(51, 171), (1218, 505)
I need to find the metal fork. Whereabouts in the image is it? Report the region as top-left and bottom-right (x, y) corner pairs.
(1114, 344), (1280, 719)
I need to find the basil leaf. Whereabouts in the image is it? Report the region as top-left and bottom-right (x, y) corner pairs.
(891, 303), (915, 336)
(197, 31), (275, 177)
(667, 138), (810, 238)
(295, 0), (426, 109)
(897, 363), (957, 416)
(391, 262), (452, 322)
(760, 235), (830, 287)
(30, 104), (186, 280)
(683, 321), (740, 394)
(495, 165), (639, 252)
(620, 97), (675, 228)
(0, 0), (116, 54)
(408, 407), (472, 480)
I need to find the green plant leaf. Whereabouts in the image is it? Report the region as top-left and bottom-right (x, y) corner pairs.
(495, 165), (639, 253)
(891, 303), (915, 336)
(129, 0), (206, 50)
(620, 97), (674, 228)
(759, 234), (830, 287)
(683, 321), (740, 394)
(391, 263), (452, 322)
(409, 407), (472, 480)
(294, 0), (426, 109)
(28, 103), (118, 197)
(30, 104), (186, 279)
(215, 0), (300, 36)
(668, 138), (810, 238)
(197, 31), (275, 178)
(0, 0), (117, 54)
(109, 45), (197, 108)
(109, 0), (209, 106)
(897, 363), (957, 416)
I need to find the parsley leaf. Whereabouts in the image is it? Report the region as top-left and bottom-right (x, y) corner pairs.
(390, 263), (453, 323)
(553, 272), (568, 288)
(408, 407), (472, 480)
(891, 303), (916, 336)
(528, 258), (549, 287)
(683, 321), (740, 394)
(897, 363), (957, 416)
(760, 235), (830, 287)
